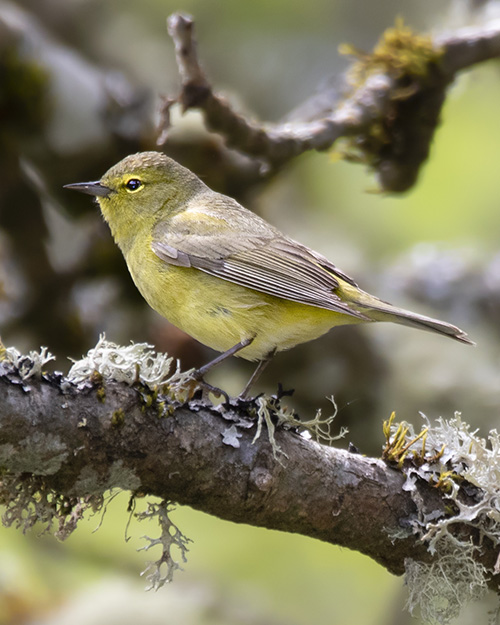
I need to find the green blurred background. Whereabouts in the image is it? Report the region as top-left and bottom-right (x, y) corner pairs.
(1, 0), (500, 623)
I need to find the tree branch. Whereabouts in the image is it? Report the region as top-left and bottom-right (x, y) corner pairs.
(164, 13), (391, 163)
(0, 363), (427, 575)
(1, 337), (499, 621)
(1, 340), (499, 583)
(164, 14), (500, 191)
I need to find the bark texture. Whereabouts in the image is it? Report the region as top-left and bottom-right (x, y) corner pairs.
(0, 369), (451, 576)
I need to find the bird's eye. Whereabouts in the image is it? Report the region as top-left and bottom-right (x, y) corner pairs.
(125, 178), (143, 192)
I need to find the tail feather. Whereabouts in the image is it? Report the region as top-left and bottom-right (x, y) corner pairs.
(358, 300), (474, 345)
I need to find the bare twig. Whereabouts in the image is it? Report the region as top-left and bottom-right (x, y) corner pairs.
(437, 21), (500, 74)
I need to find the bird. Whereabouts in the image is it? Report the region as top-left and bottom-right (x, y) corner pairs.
(65, 151), (473, 396)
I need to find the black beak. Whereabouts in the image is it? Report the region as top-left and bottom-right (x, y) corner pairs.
(63, 181), (112, 198)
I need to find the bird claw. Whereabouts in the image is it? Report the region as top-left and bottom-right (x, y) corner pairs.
(191, 372), (230, 404)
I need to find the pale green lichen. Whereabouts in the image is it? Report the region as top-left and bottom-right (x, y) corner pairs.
(107, 460), (142, 492)
(0, 345), (54, 379)
(68, 334), (195, 398)
(405, 536), (488, 625)
(252, 394), (346, 462)
(299, 396), (349, 444)
(384, 413), (500, 624)
(136, 500), (192, 590)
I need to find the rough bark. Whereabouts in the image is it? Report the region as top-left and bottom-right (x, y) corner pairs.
(0, 370), (457, 576)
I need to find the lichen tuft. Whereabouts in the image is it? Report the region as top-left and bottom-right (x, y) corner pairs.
(384, 412), (500, 624)
(68, 334), (197, 403)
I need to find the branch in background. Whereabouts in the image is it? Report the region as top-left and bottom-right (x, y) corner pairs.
(0, 3), (156, 357)
(164, 13), (500, 191)
(0, 339), (499, 621)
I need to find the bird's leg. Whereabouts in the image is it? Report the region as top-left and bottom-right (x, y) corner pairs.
(192, 337), (254, 401)
(195, 337), (254, 378)
(239, 348), (277, 399)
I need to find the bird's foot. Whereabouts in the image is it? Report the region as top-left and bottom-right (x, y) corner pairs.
(190, 369), (230, 404)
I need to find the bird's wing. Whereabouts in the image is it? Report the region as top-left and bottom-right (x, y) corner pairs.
(151, 200), (368, 320)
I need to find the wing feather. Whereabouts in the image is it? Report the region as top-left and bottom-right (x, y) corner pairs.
(151, 201), (367, 320)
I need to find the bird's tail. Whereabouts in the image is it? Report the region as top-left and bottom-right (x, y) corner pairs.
(355, 296), (474, 345)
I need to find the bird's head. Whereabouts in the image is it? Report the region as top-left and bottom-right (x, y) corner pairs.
(64, 151), (204, 248)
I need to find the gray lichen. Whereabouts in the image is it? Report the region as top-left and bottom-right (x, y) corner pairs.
(0, 432), (68, 475)
(0, 473), (104, 539)
(72, 461), (141, 496)
(252, 394), (346, 462)
(3, 336), (493, 609)
(67, 334), (195, 398)
(384, 413), (500, 624)
(222, 425), (242, 448)
(136, 500), (192, 590)
(0, 337), (193, 585)
(405, 536), (488, 625)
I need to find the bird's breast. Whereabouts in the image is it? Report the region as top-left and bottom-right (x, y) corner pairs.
(123, 237), (359, 360)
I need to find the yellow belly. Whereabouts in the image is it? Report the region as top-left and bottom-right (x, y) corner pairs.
(125, 241), (362, 361)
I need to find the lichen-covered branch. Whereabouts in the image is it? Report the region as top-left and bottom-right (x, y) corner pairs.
(1, 339), (500, 621)
(0, 340), (498, 574)
(0, 341), (423, 575)
(164, 14), (500, 191)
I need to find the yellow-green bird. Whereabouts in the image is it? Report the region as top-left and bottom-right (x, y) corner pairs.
(65, 151), (472, 395)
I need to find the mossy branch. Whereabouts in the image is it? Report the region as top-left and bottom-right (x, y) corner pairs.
(164, 13), (500, 191)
